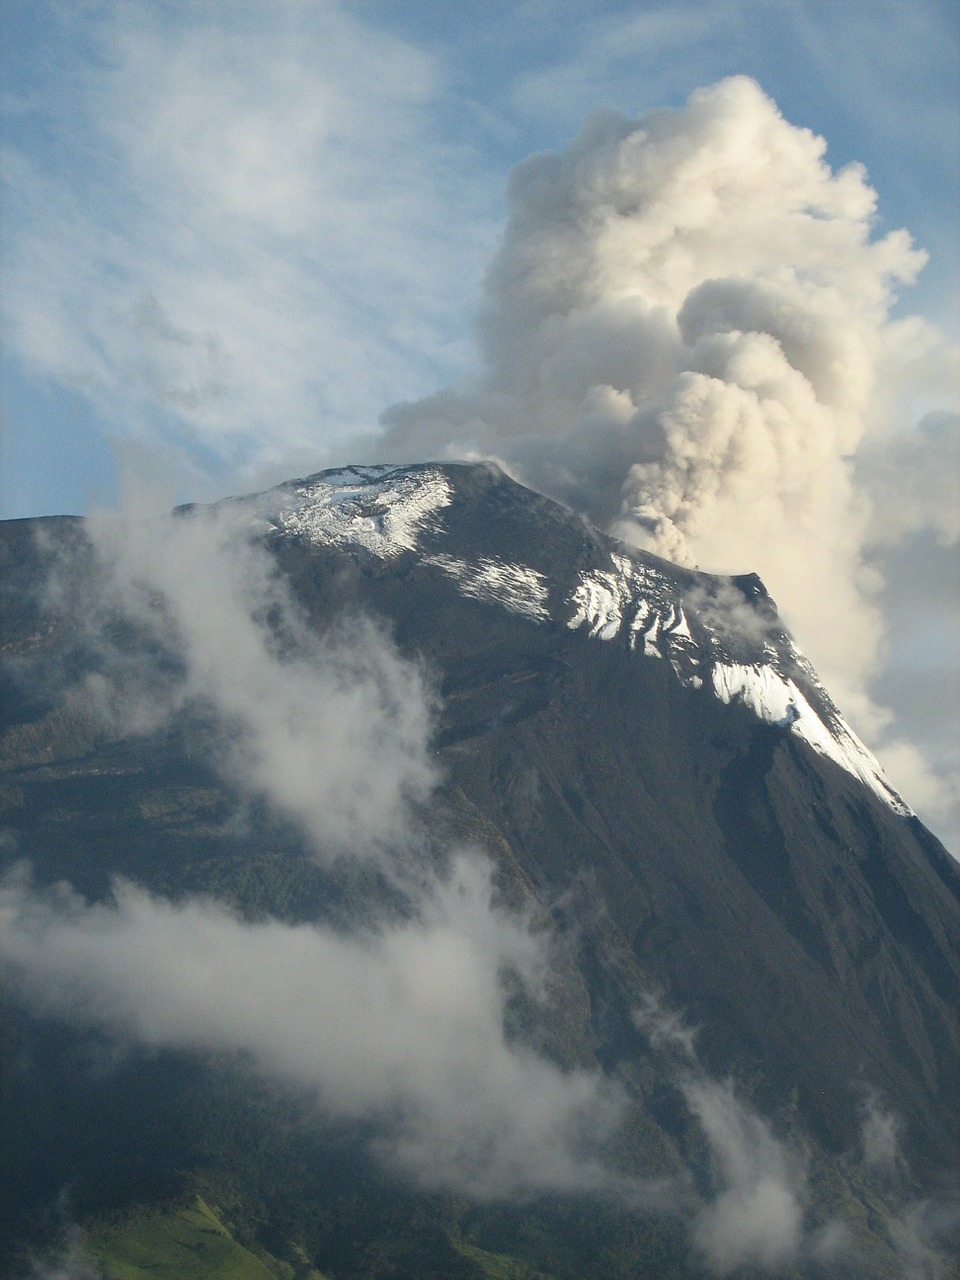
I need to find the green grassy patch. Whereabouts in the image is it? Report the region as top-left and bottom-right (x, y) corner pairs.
(86, 1196), (329, 1280)
(454, 1239), (559, 1280)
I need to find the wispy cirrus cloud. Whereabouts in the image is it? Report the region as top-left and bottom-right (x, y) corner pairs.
(2, 1), (494, 483)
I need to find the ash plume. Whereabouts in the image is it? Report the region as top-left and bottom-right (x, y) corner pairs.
(380, 75), (959, 837)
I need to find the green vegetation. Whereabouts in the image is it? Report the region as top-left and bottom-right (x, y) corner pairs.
(86, 1197), (330, 1280)
(454, 1240), (558, 1280)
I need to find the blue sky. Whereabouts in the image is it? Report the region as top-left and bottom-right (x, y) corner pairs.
(3, 0), (957, 518)
(1, 0), (958, 845)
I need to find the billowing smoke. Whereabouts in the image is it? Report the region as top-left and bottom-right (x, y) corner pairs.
(380, 75), (959, 831)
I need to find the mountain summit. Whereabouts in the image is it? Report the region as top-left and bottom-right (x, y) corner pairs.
(1, 462), (957, 1278)
(264, 462), (908, 813)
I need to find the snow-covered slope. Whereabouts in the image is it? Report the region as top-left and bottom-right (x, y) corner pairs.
(261, 463), (908, 815)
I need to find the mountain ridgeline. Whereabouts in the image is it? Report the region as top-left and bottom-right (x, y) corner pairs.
(1, 462), (957, 1279)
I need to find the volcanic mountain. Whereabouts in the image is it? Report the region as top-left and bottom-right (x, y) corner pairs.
(1, 462), (957, 1279)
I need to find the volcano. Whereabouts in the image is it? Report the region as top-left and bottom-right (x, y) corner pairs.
(1, 462), (957, 1279)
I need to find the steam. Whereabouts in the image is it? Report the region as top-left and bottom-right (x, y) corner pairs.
(381, 75), (959, 834)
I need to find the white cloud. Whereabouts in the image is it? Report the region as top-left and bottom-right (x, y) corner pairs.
(76, 490), (436, 860)
(859, 411), (960, 549)
(25, 1225), (99, 1280)
(887, 1200), (960, 1280)
(859, 1091), (906, 1182)
(690, 1121), (804, 1274)
(633, 994), (812, 1273)
(0, 857), (629, 1200)
(511, 2), (738, 124)
(1, 2), (492, 479)
(4, 483), (634, 1200)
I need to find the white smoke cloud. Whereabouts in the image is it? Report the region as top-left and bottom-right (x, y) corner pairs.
(380, 75), (960, 843)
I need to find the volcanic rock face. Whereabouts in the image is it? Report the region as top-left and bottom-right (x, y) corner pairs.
(261, 464), (956, 1150)
(268, 462), (909, 811)
(1, 462), (957, 1277)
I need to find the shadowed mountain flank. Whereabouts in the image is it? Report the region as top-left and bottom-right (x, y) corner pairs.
(1, 463), (957, 1279)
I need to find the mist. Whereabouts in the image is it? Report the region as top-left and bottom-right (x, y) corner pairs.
(2, 490), (637, 1201)
(0, 858), (630, 1201)
(77, 491), (437, 861)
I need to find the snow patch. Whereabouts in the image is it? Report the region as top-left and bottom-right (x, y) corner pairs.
(568, 573), (624, 641)
(643, 614), (662, 658)
(427, 555), (550, 622)
(567, 560), (699, 672)
(275, 467), (452, 557)
(712, 663), (910, 814)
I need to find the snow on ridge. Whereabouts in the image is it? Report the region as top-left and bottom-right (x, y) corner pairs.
(567, 555), (699, 674)
(274, 466), (452, 557)
(320, 464), (399, 487)
(271, 467), (908, 816)
(566, 554), (908, 816)
(712, 662), (911, 815)
(427, 554), (550, 622)
(568, 571), (625, 641)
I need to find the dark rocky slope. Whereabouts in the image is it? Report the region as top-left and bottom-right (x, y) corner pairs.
(1, 463), (957, 1277)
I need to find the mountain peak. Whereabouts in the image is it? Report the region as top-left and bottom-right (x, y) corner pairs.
(235, 460), (907, 815)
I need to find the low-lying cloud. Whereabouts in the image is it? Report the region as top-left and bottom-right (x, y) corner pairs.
(635, 994), (814, 1273)
(76, 494), (436, 860)
(4, 489), (636, 1202)
(0, 487), (835, 1250)
(686, 1079), (806, 1275)
(0, 858), (627, 1200)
